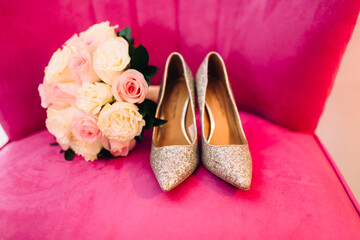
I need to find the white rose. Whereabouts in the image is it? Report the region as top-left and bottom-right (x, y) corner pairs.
(79, 21), (118, 42)
(69, 136), (103, 161)
(46, 106), (78, 149)
(76, 82), (113, 115)
(44, 46), (76, 83)
(97, 102), (145, 141)
(93, 37), (131, 84)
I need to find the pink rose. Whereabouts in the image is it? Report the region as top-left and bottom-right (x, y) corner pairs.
(67, 51), (100, 84)
(72, 112), (102, 143)
(65, 34), (99, 54)
(80, 37), (99, 53)
(111, 69), (148, 104)
(103, 138), (136, 157)
(38, 82), (80, 109)
(38, 84), (49, 108)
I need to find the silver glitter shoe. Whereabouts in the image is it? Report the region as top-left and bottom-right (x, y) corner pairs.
(150, 52), (199, 192)
(196, 52), (252, 190)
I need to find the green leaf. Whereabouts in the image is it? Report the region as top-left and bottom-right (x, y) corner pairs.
(135, 131), (144, 143)
(137, 99), (157, 118)
(97, 148), (115, 159)
(130, 44), (149, 72)
(144, 65), (159, 78)
(144, 75), (151, 86)
(117, 27), (134, 44)
(50, 142), (59, 146)
(64, 149), (75, 161)
(136, 99), (163, 130)
(144, 115), (155, 130)
(128, 43), (136, 58)
(142, 65), (159, 86)
(153, 118), (167, 127)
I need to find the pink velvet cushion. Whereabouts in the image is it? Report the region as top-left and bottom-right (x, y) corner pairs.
(0, 0), (359, 140)
(1, 112), (359, 239)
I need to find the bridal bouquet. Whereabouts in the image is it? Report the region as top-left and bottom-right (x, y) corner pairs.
(38, 22), (164, 161)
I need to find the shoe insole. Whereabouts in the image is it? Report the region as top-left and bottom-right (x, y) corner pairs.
(156, 77), (194, 147)
(204, 76), (243, 145)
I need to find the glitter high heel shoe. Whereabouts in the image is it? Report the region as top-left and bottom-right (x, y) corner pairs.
(150, 52), (199, 192)
(196, 52), (252, 190)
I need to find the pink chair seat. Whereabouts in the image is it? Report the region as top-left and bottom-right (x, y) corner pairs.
(1, 0), (359, 238)
(1, 111), (359, 239)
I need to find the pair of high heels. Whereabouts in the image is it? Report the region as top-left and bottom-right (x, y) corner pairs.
(150, 52), (252, 192)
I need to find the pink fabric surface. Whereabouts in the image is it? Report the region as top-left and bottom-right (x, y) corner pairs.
(314, 135), (360, 215)
(0, 112), (359, 239)
(0, 0), (359, 141)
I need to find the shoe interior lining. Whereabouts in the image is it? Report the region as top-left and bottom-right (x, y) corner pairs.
(154, 56), (195, 147)
(204, 55), (245, 145)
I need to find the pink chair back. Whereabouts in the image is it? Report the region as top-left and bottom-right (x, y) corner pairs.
(0, 0), (358, 140)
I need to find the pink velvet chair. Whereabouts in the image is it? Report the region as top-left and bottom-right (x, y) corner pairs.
(0, 0), (359, 239)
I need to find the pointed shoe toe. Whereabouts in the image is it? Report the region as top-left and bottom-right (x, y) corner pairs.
(151, 144), (198, 192)
(202, 143), (252, 190)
